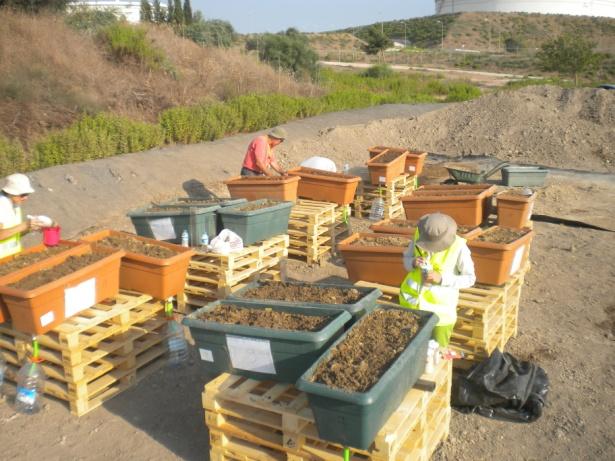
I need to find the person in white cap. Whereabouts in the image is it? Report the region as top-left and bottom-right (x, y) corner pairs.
(240, 127), (287, 176)
(0, 174), (41, 257)
(399, 213), (476, 347)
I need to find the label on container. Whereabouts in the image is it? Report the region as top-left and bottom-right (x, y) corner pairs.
(226, 335), (276, 374)
(65, 278), (96, 318)
(16, 387), (36, 406)
(40, 311), (55, 327)
(509, 245), (526, 276)
(149, 217), (176, 240)
(379, 176), (386, 184)
(199, 348), (214, 362)
(408, 165), (416, 172)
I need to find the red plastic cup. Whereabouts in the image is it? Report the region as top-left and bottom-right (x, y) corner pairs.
(43, 226), (61, 246)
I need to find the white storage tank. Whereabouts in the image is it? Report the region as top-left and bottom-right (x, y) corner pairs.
(435, 0), (615, 18)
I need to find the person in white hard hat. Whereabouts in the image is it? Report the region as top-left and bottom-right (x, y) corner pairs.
(0, 174), (43, 257)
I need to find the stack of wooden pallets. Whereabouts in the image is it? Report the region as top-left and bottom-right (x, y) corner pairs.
(180, 234), (289, 310)
(352, 174), (416, 220)
(202, 359), (451, 461)
(0, 291), (167, 416)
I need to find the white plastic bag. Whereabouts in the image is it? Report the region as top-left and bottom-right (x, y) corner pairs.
(209, 229), (243, 255)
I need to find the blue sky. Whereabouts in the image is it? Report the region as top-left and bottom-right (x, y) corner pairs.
(191, 0), (435, 33)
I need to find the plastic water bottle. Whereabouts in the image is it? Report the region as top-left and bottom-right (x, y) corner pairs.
(279, 257), (288, 283)
(343, 163), (350, 175)
(200, 232), (209, 247)
(369, 196), (385, 221)
(15, 359), (45, 414)
(181, 229), (190, 247)
(166, 305), (189, 367)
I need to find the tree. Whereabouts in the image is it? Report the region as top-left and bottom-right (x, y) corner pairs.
(182, 0), (193, 25)
(140, 0), (153, 23)
(152, 0), (164, 23)
(184, 19), (236, 47)
(166, 0), (174, 23)
(537, 35), (605, 86)
(504, 37), (522, 53)
(173, 0), (183, 24)
(363, 26), (392, 62)
(0, 0), (68, 12)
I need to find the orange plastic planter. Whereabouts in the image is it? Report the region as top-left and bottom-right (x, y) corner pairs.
(401, 185), (496, 226)
(369, 219), (418, 235)
(497, 192), (536, 229)
(0, 245), (124, 334)
(81, 230), (195, 300)
(337, 233), (410, 286)
(287, 167), (361, 205)
(405, 150), (428, 176)
(366, 150), (407, 185)
(468, 226), (534, 286)
(224, 175), (300, 201)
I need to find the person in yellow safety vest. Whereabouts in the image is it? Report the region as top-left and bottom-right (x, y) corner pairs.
(399, 213), (476, 347)
(0, 174), (45, 258)
(240, 127), (287, 176)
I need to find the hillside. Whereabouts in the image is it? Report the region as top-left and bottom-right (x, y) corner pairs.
(0, 11), (315, 145)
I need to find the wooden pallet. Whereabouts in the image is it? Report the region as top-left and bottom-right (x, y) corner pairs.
(0, 291), (168, 416)
(181, 234), (289, 310)
(203, 360), (451, 461)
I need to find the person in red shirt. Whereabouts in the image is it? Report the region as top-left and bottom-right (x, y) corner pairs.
(240, 127), (287, 176)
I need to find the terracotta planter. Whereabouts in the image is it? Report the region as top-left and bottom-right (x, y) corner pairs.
(467, 226), (534, 286)
(0, 245), (124, 334)
(497, 191), (536, 229)
(405, 150), (428, 176)
(337, 233), (410, 286)
(367, 145), (391, 159)
(401, 184), (496, 226)
(287, 167), (361, 205)
(369, 219), (481, 240)
(224, 175), (299, 201)
(366, 150), (407, 185)
(80, 230), (195, 300)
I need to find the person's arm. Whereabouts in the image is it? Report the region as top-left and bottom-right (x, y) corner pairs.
(403, 241), (417, 271)
(439, 244), (476, 289)
(0, 220), (31, 240)
(269, 156), (286, 176)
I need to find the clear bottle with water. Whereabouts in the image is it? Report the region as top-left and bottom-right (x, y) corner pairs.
(15, 359), (45, 414)
(343, 163), (350, 175)
(165, 300), (189, 367)
(279, 257), (288, 283)
(201, 232), (209, 247)
(181, 229), (190, 247)
(369, 181), (386, 221)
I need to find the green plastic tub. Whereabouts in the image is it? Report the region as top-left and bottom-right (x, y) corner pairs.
(227, 281), (381, 320)
(217, 199), (293, 245)
(127, 204), (219, 246)
(156, 197), (247, 234)
(502, 166), (548, 187)
(296, 306), (438, 450)
(182, 300), (352, 383)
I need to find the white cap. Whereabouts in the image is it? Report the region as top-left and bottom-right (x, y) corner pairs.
(3, 173), (34, 196)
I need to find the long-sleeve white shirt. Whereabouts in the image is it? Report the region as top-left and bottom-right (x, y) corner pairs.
(403, 241), (476, 289)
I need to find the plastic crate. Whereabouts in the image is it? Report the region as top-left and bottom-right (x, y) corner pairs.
(502, 166), (548, 187)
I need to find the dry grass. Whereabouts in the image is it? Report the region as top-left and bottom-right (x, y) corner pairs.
(0, 10), (318, 145)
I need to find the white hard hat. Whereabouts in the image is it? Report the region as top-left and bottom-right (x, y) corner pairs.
(3, 173), (35, 196)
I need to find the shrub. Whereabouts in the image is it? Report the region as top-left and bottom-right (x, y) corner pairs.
(0, 135), (29, 177)
(362, 64), (394, 79)
(65, 7), (118, 34)
(184, 19), (235, 47)
(100, 23), (167, 70)
(444, 82), (482, 102)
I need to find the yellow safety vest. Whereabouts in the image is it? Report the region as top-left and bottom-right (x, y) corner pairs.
(399, 230), (465, 326)
(0, 204), (22, 258)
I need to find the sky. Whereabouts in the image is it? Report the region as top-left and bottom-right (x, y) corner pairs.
(190, 0), (436, 33)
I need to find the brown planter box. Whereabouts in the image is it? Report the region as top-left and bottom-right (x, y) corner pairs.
(224, 175), (300, 201)
(369, 219), (481, 240)
(468, 226), (534, 286)
(401, 185), (496, 226)
(497, 192), (536, 229)
(366, 150), (407, 185)
(0, 241), (86, 324)
(337, 233), (410, 286)
(287, 167), (361, 205)
(80, 230), (195, 300)
(405, 150), (428, 176)
(0, 245), (124, 334)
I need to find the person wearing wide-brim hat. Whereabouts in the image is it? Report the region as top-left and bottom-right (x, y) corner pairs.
(399, 213), (476, 347)
(240, 127), (288, 176)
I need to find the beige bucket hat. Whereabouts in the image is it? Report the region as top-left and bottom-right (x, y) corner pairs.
(416, 213), (457, 253)
(3, 173), (34, 196)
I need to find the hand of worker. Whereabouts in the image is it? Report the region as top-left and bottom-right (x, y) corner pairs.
(413, 257), (425, 268)
(424, 271), (442, 285)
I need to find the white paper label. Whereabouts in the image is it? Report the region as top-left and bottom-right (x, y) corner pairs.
(199, 348), (214, 362)
(509, 245), (525, 276)
(379, 176), (386, 183)
(149, 217), (177, 240)
(226, 335), (276, 374)
(64, 278), (96, 318)
(408, 165), (416, 172)
(40, 311), (55, 327)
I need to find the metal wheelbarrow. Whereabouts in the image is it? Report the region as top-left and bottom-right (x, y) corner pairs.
(444, 160), (509, 184)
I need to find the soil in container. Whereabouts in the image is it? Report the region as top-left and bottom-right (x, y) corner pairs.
(98, 235), (177, 258)
(414, 190), (481, 196)
(235, 200), (279, 212)
(240, 282), (363, 304)
(498, 190), (534, 197)
(354, 236), (411, 247)
(9, 253), (107, 290)
(295, 167), (356, 179)
(0, 245), (72, 276)
(197, 304), (329, 331)
(310, 308), (420, 392)
(374, 151), (405, 163)
(475, 227), (529, 244)
(237, 176), (290, 181)
(145, 206), (192, 212)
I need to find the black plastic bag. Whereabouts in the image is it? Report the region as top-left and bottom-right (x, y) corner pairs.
(452, 349), (549, 423)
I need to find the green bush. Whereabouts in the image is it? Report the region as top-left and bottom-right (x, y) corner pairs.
(65, 7), (118, 34)
(362, 64), (394, 79)
(100, 23), (167, 70)
(444, 82), (482, 102)
(0, 135), (29, 177)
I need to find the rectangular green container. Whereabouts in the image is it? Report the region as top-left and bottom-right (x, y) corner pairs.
(155, 197), (247, 234)
(127, 204), (219, 247)
(182, 300), (352, 383)
(217, 199), (293, 245)
(295, 306), (438, 450)
(227, 281), (381, 320)
(502, 166), (548, 187)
